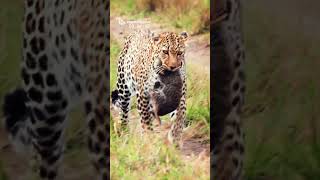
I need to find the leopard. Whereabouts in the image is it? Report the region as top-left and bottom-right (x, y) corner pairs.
(211, 0), (246, 179)
(111, 30), (188, 144)
(2, 0), (110, 179)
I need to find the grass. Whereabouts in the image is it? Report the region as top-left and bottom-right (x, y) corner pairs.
(110, 129), (209, 180)
(110, 38), (120, 90)
(186, 65), (210, 126)
(110, 0), (209, 35)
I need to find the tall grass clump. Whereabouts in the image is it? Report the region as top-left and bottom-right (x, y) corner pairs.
(186, 64), (210, 129)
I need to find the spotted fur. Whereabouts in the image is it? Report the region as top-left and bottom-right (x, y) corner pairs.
(111, 30), (188, 144)
(212, 0), (246, 179)
(2, 1), (110, 179)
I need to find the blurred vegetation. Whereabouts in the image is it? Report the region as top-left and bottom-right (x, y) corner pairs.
(0, 1), (23, 179)
(0, 161), (8, 180)
(243, 0), (320, 179)
(111, 0), (210, 35)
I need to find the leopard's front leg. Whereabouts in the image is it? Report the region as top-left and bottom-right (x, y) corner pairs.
(168, 69), (187, 145)
(136, 89), (154, 131)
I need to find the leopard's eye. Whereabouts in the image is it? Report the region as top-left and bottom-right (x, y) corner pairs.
(163, 50), (169, 54)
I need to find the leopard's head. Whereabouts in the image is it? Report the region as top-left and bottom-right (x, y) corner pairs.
(152, 31), (188, 72)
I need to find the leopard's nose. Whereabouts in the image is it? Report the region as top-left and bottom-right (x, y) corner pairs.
(169, 65), (176, 70)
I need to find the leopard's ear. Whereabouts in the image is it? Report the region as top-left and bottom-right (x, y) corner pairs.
(152, 32), (165, 44)
(179, 31), (188, 41)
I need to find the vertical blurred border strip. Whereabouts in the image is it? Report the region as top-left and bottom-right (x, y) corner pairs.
(105, 0), (111, 178)
(211, 0), (228, 178)
(210, 0), (216, 178)
(211, 0), (246, 178)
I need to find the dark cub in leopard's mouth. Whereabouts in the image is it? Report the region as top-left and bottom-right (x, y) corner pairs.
(151, 70), (183, 116)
